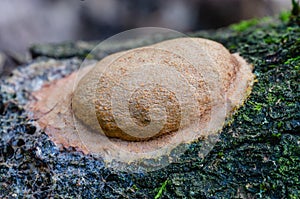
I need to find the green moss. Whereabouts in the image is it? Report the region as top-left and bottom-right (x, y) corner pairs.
(160, 7), (299, 198)
(230, 19), (259, 32)
(284, 55), (300, 65)
(154, 180), (169, 199)
(279, 11), (291, 23)
(229, 16), (273, 32)
(249, 101), (264, 112)
(217, 151), (224, 158)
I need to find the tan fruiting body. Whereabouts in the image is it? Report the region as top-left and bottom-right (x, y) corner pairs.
(29, 38), (254, 166)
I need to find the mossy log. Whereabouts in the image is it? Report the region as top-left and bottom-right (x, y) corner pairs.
(0, 10), (299, 199)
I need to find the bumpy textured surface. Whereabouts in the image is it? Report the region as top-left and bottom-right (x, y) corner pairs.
(72, 38), (252, 141)
(1, 11), (300, 199)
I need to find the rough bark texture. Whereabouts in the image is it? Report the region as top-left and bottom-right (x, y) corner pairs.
(0, 9), (299, 199)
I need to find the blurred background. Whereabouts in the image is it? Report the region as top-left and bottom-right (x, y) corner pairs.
(0, 0), (292, 74)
